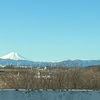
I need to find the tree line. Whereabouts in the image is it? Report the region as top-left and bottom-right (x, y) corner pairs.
(0, 65), (100, 89)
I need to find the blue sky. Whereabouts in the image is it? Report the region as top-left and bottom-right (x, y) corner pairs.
(0, 0), (100, 62)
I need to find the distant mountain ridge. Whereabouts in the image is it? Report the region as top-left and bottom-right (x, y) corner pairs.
(58, 60), (100, 67)
(0, 52), (100, 67)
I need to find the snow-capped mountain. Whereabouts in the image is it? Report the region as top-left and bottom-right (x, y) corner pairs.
(0, 52), (28, 60)
(0, 52), (35, 66)
(0, 52), (51, 66)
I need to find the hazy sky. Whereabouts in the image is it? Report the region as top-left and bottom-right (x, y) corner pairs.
(0, 0), (100, 61)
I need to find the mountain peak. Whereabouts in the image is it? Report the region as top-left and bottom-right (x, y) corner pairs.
(0, 52), (28, 60)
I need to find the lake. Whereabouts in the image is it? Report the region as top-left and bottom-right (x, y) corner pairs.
(0, 89), (100, 100)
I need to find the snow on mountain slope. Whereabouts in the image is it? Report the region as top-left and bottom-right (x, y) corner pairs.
(0, 52), (28, 60)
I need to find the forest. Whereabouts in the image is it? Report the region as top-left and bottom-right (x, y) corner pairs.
(0, 65), (100, 90)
